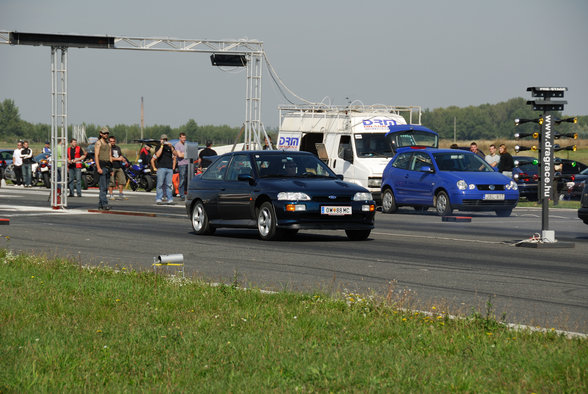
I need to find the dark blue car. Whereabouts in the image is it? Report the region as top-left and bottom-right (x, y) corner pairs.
(381, 147), (519, 216)
(186, 151), (376, 240)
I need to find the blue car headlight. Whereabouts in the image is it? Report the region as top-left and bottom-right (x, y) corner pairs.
(277, 192), (311, 201)
(457, 180), (467, 190)
(506, 180), (518, 191)
(353, 192), (373, 201)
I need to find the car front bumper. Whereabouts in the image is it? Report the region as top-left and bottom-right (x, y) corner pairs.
(274, 200), (375, 230)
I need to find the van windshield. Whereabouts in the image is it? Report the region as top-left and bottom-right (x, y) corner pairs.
(354, 133), (393, 158)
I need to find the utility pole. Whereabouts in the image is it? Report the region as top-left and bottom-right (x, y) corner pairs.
(141, 96), (144, 140)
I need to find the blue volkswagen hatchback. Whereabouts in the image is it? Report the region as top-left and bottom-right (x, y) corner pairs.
(186, 151), (376, 240)
(381, 147), (519, 216)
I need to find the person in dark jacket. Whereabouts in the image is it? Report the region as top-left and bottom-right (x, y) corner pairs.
(498, 144), (515, 177)
(21, 140), (34, 187)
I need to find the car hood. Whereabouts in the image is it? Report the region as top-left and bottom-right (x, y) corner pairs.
(439, 171), (512, 184)
(259, 177), (368, 194)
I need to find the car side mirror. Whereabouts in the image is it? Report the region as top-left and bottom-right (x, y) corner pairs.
(420, 166), (434, 173)
(237, 173), (256, 184)
(336, 174), (344, 180)
(343, 148), (354, 164)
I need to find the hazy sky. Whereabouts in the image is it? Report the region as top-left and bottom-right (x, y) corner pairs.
(1, 0), (587, 130)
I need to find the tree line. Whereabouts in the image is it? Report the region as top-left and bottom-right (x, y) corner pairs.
(1, 97), (586, 145)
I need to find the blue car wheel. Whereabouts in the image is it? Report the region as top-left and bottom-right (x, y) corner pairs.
(381, 189), (397, 214)
(435, 191), (452, 216)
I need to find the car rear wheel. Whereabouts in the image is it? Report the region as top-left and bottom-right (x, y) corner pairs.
(191, 201), (215, 235)
(435, 191), (452, 216)
(495, 209), (513, 217)
(345, 229), (371, 241)
(381, 189), (397, 213)
(257, 202), (282, 241)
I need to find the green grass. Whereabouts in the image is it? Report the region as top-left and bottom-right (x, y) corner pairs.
(1, 250), (586, 392)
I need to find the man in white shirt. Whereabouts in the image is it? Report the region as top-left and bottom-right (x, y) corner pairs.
(12, 141), (24, 186)
(485, 144), (500, 168)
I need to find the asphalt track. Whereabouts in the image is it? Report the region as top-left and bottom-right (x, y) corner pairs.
(1, 185), (587, 333)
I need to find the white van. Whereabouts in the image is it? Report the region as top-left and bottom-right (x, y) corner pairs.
(276, 104), (422, 201)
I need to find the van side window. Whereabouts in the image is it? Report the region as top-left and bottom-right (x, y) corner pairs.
(338, 135), (351, 159)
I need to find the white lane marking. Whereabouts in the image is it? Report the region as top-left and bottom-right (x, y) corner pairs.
(372, 231), (507, 245)
(0, 205), (95, 215)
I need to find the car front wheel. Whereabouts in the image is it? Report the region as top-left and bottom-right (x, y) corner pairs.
(191, 201), (215, 235)
(381, 189), (397, 213)
(495, 209), (512, 217)
(257, 202), (281, 241)
(435, 191), (452, 216)
(345, 229), (371, 241)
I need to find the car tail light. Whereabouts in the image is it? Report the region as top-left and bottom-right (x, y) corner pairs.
(570, 175), (576, 181)
(532, 174), (538, 181)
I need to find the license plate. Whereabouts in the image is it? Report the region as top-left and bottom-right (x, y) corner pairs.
(483, 194), (505, 200)
(321, 206), (352, 215)
(40, 167), (49, 172)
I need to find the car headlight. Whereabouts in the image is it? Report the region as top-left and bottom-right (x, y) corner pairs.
(506, 180), (518, 191)
(353, 192), (373, 201)
(367, 177), (381, 188)
(277, 192), (311, 201)
(457, 180), (468, 190)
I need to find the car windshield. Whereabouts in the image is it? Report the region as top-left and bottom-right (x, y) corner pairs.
(433, 152), (494, 172)
(354, 133), (393, 158)
(254, 153), (336, 178)
(387, 130), (438, 151)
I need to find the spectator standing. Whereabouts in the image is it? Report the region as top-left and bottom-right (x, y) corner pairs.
(151, 134), (177, 205)
(67, 138), (86, 197)
(12, 141), (24, 187)
(108, 135), (128, 200)
(199, 140), (217, 170)
(485, 144), (500, 168)
(469, 142), (485, 159)
(95, 127), (113, 210)
(498, 144), (515, 177)
(21, 141), (34, 187)
(42, 141), (52, 155)
(139, 144), (152, 168)
(174, 132), (189, 201)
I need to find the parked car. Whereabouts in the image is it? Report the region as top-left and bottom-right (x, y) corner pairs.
(513, 156), (539, 201)
(578, 183), (588, 224)
(186, 150), (376, 241)
(381, 147), (519, 216)
(0, 149), (14, 179)
(561, 167), (588, 201)
(557, 159), (588, 200)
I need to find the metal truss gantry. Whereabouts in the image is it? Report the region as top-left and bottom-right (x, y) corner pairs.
(1, 31), (269, 207)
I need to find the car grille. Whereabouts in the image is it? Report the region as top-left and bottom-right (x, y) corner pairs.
(477, 184), (506, 191)
(461, 199), (517, 207)
(312, 195), (353, 203)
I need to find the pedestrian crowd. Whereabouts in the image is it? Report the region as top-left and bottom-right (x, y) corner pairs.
(467, 141), (515, 176)
(7, 131), (216, 210)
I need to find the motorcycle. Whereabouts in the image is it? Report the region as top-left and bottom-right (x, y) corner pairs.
(124, 159), (155, 192)
(81, 157), (99, 189)
(34, 153), (51, 188)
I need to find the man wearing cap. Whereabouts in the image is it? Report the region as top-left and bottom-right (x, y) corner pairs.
(151, 134), (177, 205)
(42, 141), (52, 156)
(95, 127), (113, 210)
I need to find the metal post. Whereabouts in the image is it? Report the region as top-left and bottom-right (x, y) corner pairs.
(50, 46), (68, 209)
(540, 112), (554, 242)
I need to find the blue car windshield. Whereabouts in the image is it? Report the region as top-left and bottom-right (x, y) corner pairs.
(433, 152), (494, 172)
(254, 153), (336, 178)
